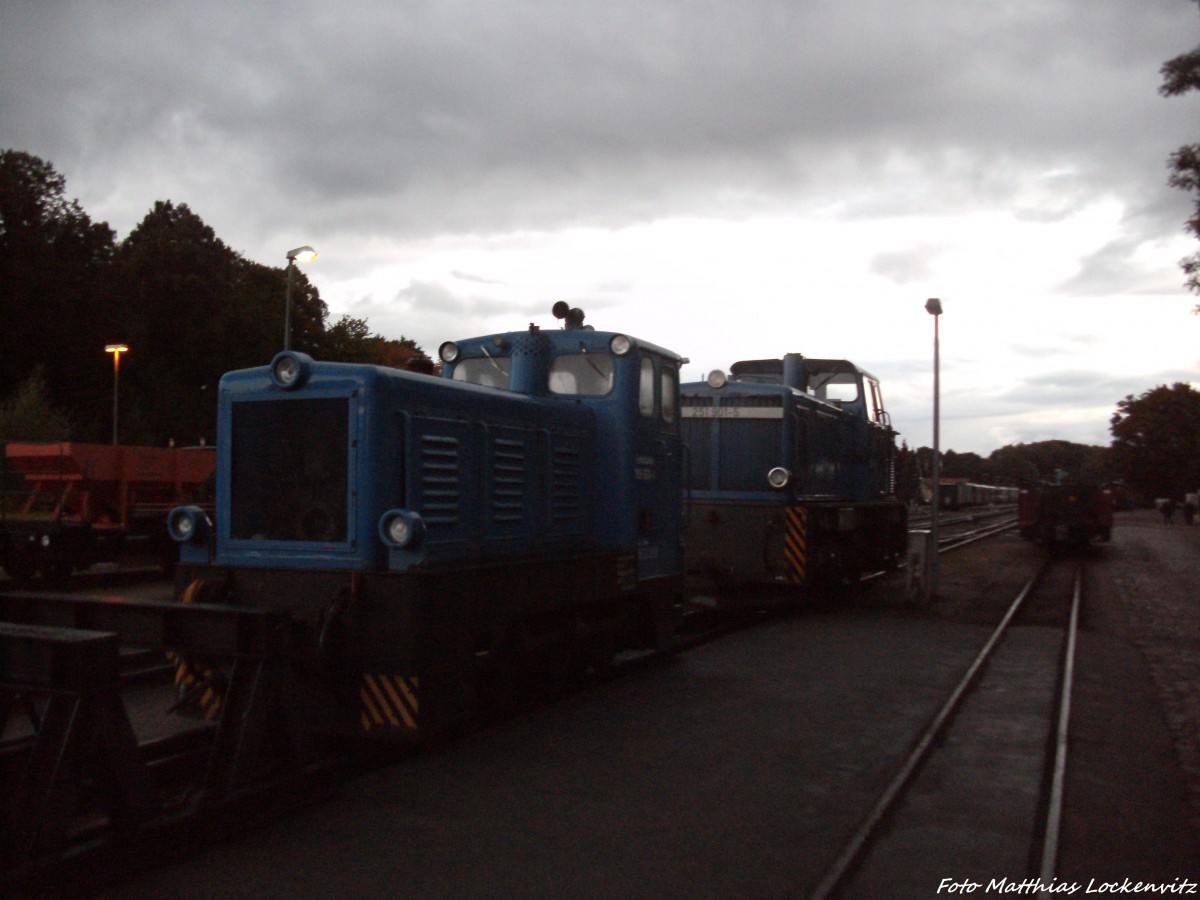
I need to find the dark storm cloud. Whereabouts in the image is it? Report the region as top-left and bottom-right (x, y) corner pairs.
(2, 0), (1196, 251)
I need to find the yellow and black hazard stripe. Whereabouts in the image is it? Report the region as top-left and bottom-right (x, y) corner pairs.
(168, 579), (226, 721)
(360, 674), (420, 733)
(783, 505), (809, 586)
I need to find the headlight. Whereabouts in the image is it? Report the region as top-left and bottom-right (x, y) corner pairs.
(270, 351), (313, 390)
(609, 334), (634, 356)
(40, 534), (51, 548)
(767, 467), (791, 489)
(173, 515), (195, 541)
(439, 341), (460, 364)
(168, 506), (211, 543)
(386, 516), (411, 545)
(379, 509), (425, 548)
(707, 370), (728, 389)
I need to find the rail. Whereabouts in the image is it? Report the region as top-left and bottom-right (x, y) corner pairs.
(809, 559), (1083, 898)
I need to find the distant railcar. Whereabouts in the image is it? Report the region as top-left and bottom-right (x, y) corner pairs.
(936, 480), (1018, 510)
(1018, 481), (1113, 546)
(681, 354), (907, 590)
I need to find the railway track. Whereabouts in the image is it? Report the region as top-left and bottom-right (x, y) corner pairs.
(0, 519), (1020, 895)
(936, 514), (1018, 551)
(808, 557), (1084, 898)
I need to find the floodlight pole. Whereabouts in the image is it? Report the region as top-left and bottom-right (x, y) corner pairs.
(925, 297), (943, 596)
(105, 344), (128, 445)
(285, 245), (317, 351)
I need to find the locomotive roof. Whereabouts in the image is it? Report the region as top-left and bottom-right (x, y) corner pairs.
(729, 357), (879, 381)
(455, 324), (684, 364)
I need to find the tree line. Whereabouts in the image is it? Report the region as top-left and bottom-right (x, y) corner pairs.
(2, 149), (1199, 503)
(889, 380), (1200, 506)
(0, 150), (425, 447)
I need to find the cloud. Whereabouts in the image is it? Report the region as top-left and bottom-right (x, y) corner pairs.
(3, 0), (1197, 457)
(870, 245), (945, 285)
(452, 270), (507, 286)
(4, 0), (1194, 252)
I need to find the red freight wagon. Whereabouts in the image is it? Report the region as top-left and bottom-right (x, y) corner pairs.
(1, 442), (215, 580)
(1018, 480), (1114, 547)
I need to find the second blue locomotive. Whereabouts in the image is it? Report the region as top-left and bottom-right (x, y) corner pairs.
(681, 353), (907, 590)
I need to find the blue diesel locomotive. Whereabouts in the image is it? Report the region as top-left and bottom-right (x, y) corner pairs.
(681, 354), (907, 590)
(168, 304), (685, 741)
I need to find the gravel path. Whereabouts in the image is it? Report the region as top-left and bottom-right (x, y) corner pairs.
(1100, 509), (1200, 837)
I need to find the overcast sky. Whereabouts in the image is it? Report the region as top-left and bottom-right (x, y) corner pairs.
(3, 0), (1198, 455)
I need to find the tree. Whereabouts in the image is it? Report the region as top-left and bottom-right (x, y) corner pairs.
(986, 445), (1040, 484)
(1160, 1), (1200, 309)
(1109, 383), (1200, 499)
(0, 368), (74, 441)
(320, 315), (430, 367)
(0, 150), (116, 432)
(2, 149), (423, 443)
(984, 440), (1111, 485)
(111, 201), (332, 444)
(111, 201), (241, 444)
(321, 315), (374, 363)
(941, 450), (985, 480)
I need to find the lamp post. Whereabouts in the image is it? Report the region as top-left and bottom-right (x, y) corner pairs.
(284, 245), (317, 351)
(925, 297), (943, 596)
(105, 343), (128, 445)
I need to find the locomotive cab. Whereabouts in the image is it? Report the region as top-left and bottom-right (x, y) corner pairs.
(731, 355), (889, 426)
(437, 306), (685, 585)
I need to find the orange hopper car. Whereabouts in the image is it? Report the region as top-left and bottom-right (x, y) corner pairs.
(1, 442), (214, 580)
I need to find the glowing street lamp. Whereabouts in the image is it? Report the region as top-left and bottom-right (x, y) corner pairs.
(105, 343), (128, 445)
(925, 297), (943, 596)
(284, 245), (317, 351)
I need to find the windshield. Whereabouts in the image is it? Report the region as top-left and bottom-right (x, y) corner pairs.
(549, 354), (614, 396)
(453, 356), (512, 389)
(807, 370), (859, 404)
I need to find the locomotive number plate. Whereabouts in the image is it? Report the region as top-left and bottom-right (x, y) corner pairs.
(681, 407), (783, 419)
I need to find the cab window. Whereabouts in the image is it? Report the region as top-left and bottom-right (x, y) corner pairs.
(808, 371), (859, 405)
(550, 354), (614, 396)
(639, 358), (655, 416)
(453, 357), (511, 389)
(661, 366), (677, 423)
(867, 379), (886, 424)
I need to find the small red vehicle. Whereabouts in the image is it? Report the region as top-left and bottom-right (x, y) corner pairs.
(1018, 480), (1114, 547)
(1, 442), (215, 579)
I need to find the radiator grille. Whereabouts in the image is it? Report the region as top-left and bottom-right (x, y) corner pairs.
(419, 434), (460, 524)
